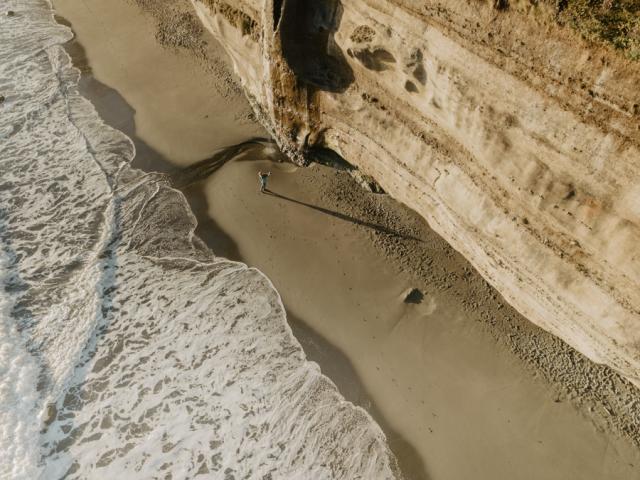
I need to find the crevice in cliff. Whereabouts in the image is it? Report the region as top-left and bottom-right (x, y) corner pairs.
(279, 0), (354, 92)
(308, 146), (353, 171)
(273, 0), (284, 30)
(308, 146), (385, 194)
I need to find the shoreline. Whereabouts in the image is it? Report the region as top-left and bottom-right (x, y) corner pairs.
(53, 0), (264, 172)
(189, 152), (640, 479)
(51, 1), (640, 479)
(50, 1), (425, 475)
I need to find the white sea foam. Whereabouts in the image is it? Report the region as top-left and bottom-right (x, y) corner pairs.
(0, 250), (42, 480)
(0, 1), (400, 478)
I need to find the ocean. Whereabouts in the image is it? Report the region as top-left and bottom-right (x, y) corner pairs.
(0, 1), (400, 478)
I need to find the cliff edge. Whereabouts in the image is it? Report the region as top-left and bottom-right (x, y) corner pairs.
(190, 0), (640, 388)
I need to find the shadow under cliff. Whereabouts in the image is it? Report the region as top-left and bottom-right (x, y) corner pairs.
(278, 0), (354, 93)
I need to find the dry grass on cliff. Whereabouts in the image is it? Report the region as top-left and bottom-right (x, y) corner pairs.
(557, 0), (640, 60)
(488, 0), (640, 60)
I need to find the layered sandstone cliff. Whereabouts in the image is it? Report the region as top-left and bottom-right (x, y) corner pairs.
(190, 0), (640, 387)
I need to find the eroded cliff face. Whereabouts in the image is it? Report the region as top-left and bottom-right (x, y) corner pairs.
(191, 0), (640, 387)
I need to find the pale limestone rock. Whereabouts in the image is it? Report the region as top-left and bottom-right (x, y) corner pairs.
(191, 0), (640, 387)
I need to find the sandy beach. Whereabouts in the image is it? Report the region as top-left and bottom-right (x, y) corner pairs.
(51, 0), (640, 479)
(188, 150), (640, 479)
(53, 0), (264, 171)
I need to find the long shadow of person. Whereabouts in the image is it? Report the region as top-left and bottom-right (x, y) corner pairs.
(264, 190), (424, 243)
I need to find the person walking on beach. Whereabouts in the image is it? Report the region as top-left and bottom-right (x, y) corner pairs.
(258, 171), (271, 193)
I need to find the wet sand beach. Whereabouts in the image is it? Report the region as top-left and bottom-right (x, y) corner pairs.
(53, 0), (264, 171)
(51, 0), (640, 479)
(190, 151), (640, 480)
